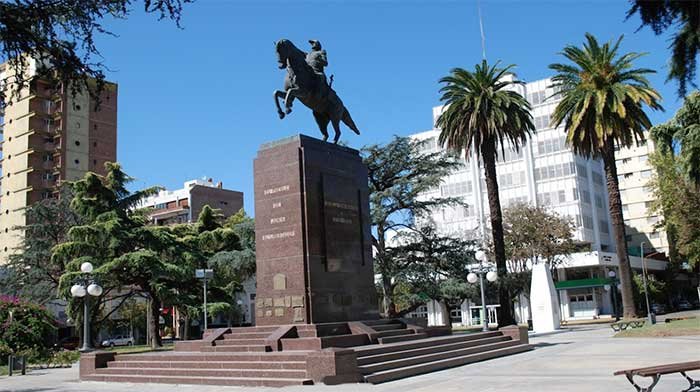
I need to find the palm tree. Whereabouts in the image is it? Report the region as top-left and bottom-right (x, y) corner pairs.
(436, 60), (534, 326)
(549, 33), (662, 319)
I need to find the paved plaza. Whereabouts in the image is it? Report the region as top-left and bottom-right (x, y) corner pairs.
(1, 323), (698, 392)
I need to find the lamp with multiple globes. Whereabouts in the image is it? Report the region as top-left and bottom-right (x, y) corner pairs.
(70, 262), (102, 352)
(468, 250), (498, 332)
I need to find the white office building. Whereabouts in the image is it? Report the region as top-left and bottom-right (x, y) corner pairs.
(408, 77), (667, 325)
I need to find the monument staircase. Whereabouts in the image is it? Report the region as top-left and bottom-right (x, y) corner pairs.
(80, 320), (532, 387)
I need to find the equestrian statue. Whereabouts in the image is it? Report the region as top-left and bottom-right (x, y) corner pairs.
(273, 39), (361, 144)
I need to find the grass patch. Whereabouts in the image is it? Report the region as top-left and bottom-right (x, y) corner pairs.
(102, 344), (174, 355)
(615, 317), (700, 338)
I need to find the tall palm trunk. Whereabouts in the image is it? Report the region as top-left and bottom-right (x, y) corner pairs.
(601, 141), (636, 318)
(481, 142), (516, 326)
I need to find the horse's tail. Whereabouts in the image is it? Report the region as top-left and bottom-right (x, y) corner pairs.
(342, 107), (360, 135)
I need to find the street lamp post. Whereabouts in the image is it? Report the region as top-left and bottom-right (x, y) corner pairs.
(469, 251), (498, 332)
(607, 270), (620, 322)
(195, 269), (214, 331)
(70, 262), (103, 352)
(640, 242), (655, 325)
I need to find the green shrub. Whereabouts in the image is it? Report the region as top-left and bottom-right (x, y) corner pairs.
(51, 350), (80, 367)
(0, 296), (56, 362)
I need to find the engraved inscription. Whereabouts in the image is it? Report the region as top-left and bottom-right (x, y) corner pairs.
(274, 308), (285, 317)
(270, 216), (286, 224)
(262, 231), (295, 241)
(332, 217), (352, 224)
(324, 200), (358, 211)
(265, 310), (273, 317)
(273, 297), (285, 307)
(264, 185), (290, 195)
(272, 202), (282, 208)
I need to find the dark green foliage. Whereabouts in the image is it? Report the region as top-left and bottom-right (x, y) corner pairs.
(0, 296), (56, 362)
(0, 0), (191, 104)
(627, 0), (700, 97)
(0, 186), (80, 303)
(362, 136), (462, 316)
(393, 225), (482, 319)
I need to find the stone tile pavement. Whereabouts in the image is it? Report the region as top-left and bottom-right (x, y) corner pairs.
(1, 324), (698, 392)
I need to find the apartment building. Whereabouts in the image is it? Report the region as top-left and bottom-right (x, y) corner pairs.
(616, 136), (668, 255)
(137, 177), (244, 225)
(0, 58), (117, 264)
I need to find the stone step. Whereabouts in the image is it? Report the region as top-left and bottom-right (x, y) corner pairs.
(378, 332), (428, 344)
(215, 339), (268, 346)
(95, 366), (308, 379)
(222, 332), (272, 339)
(357, 335), (510, 366)
(370, 323), (406, 332)
(115, 352), (309, 362)
(363, 344), (532, 384)
(107, 360), (307, 370)
(375, 329), (416, 339)
(206, 326), (279, 334)
(355, 331), (503, 358)
(82, 374), (314, 387)
(360, 340), (521, 374)
(363, 319), (403, 326)
(200, 345), (269, 353)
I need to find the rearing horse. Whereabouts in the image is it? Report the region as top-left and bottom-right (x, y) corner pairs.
(273, 39), (361, 144)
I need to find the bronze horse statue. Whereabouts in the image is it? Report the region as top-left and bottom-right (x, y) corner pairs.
(273, 39), (360, 144)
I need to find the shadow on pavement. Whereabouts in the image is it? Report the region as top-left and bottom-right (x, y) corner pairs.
(532, 341), (574, 348)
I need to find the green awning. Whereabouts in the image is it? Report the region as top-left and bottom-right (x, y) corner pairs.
(555, 278), (614, 290)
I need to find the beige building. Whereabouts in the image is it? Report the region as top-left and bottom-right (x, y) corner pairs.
(0, 58), (117, 264)
(615, 133), (668, 256)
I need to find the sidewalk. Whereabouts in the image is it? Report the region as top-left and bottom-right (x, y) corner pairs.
(1, 325), (698, 392)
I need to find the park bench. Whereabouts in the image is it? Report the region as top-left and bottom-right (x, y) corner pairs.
(611, 319), (646, 331)
(614, 360), (700, 392)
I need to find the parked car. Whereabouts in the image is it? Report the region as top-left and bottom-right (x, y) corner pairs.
(650, 303), (667, 315)
(58, 336), (80, 351)
(676, 300), (693, 311)
(101, 335), (134, 348)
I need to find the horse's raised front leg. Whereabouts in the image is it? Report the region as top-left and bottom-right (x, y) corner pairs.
(273, 90), (287, 119)
(284, 88), (300, 114)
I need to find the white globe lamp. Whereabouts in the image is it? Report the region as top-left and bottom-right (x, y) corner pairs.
(474, 250), (486, 262)
(80, 262), (93, 273)
(70, 284), (86, 298)
(467, 272), (478, 284)
(486, 271), (498, 282)
(87, 283), (103, 297)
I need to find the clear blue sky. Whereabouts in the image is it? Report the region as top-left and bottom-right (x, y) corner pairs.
(96, 0), (683, 212)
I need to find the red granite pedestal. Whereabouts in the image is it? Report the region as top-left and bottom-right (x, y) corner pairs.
(253, 134), (379, 325)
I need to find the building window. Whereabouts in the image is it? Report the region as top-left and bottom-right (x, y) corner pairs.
(582, 215), (594, 230)
(599, 220), (610, 234)
(650, 232), (660, 239)
(581, 190), (591, 204)
(622, 204), (629, 213)
(641, 170), (652, 179)
(558, 190), (566, 203)
(43, 154), (53, 162)
(441, 181), (473, 197)
(639, 155), (648, 164)
(595, 195), (604, 209)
